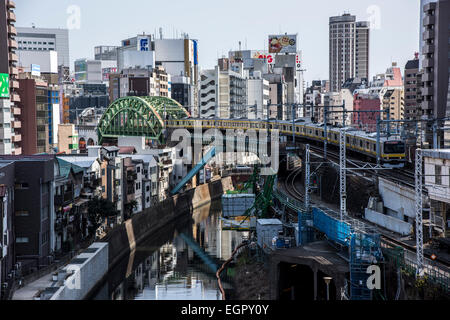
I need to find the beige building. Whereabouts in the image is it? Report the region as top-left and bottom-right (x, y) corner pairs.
(382, 89), (404, 121)
(57, 124), (78, 154)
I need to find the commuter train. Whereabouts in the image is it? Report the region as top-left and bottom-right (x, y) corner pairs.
(165, 118), (406, 168)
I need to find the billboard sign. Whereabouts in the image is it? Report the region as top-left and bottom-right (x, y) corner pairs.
(137, 36), (150, 52)
(31, 64), (41, 76)
(0, 74), (9, 98)
(268, 34), (297, 54)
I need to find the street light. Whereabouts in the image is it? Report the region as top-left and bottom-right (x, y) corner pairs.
(323, 277), (332, 301)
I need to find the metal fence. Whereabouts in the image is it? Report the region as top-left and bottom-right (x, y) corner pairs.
(381, 240), (450, 293)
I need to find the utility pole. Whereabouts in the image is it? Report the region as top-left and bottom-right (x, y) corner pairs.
(340, 129), (347, 220)
(305, 144), (311, 213)
(324, 105), (328, 160)
(376, 115), (381, 166)
(415, 149), (424, 277)
(292, 104), (296, 144)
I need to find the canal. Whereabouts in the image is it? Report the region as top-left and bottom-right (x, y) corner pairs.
(90, 200), (249, 300)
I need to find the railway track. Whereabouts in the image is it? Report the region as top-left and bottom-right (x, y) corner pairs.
(307, 144), (418, 189)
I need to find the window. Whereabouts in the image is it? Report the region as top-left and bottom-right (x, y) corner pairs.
(137, 167), (141, 173)
(435, 165), (442, 185)
(15, 183), (29, 189)
(16, 237), (29, 243)
(15, 211), (29, 217)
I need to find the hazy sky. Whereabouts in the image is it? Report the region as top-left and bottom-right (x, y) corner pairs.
(15, 0), (420, 85)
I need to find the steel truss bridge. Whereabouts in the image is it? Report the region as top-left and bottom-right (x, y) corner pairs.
(97, 96), (190, 145)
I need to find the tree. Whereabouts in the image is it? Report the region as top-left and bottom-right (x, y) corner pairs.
(87, 197), (118, 235)
(124, 199), (138, 220)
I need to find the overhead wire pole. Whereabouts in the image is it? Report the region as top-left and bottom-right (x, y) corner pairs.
(340, 129), (347, 220)
(305, 144), (311, 213)
(415, 148), (424, 277)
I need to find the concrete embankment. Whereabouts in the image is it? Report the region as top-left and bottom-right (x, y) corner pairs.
(48, 177), (233, 300)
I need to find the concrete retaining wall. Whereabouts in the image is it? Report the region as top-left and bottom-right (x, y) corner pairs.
(365, 209), (413, 236)
(102, 177), (233, 271)
(49, 243), (108, 300)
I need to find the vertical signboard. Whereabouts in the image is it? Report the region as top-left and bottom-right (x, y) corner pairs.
(137, 36), (150, 52)
(31, 64), (41, 76)
(0, 73), (9, 98)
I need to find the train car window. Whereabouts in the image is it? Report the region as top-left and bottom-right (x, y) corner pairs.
(360, 140), (363, 147)
(384, 141), (405, 154)
(346, 137), (350, 143)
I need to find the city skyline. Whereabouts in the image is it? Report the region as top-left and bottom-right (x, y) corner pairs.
(15, 0), (420, 85)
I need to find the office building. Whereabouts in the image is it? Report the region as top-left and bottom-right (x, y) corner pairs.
(329, 14), (370, 92)
(16, 27), (69, 68)
(94, 45), (118, 61)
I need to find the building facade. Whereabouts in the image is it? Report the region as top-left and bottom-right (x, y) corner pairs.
(16, 27), (69, 68)
(0, 0), (21, 156)
(420, 0), (450, 147)
(329, 14), (370, 92)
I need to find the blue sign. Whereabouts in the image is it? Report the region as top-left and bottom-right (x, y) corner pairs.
(31, 64), (41, 76)
(138, 37), (149, 51)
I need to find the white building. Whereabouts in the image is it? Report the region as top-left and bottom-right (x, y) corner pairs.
(17, 50), (58, 74)
(246, 72), (269, 119)
(423, 149), (450, 236)
(199, 66), (247, 119)
(16, 27), (69, 68)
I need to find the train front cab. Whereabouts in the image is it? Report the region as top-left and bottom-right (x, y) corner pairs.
(382, 140), (406, 168)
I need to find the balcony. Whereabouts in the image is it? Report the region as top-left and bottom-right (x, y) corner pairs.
(11, 134), (21, 143)
(10, 80), (19, 89)
(7, 11), (16, 22)
(7, 0), (15, 9)
(8, 39), (17, 49)
(421, 100), (433, 110)
(55, 191), (73, 206)
(8, 52), (18, 62)
(423, 15), (435, 26)
(12, 147), (21, 155)
(424, 2), (436, 12)
(10, 93), (20, 102)
(422, 58), (434, 68)
(421, 87), (434, 97)
(422, 44), (434, 54)
(9, 66), (18, 76)
(7, 25), (16, 36)
(11, 121), (21, 129)
(421, 72), (434, 83)
(423, 30), (434, 40)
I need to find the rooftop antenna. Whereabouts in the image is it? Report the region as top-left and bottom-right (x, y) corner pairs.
(31, 23), (35, 28)
(239, 41), (241, 51)
(159, 27), (163, 40)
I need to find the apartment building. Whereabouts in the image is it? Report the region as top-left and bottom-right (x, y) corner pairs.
(420, 0), (450, 147)
(329, 14), (370, 92)
(0, 0), (21, 155)
(382, 88), (405, 121)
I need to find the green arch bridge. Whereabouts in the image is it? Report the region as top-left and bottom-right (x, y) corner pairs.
(97, 96), (190, 144)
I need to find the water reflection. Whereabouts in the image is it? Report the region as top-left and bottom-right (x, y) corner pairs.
(93, 200), (248, 300)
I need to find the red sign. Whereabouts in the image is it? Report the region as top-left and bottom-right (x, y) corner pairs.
(258, 54), (274, 65)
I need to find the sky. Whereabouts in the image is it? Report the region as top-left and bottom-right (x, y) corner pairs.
(15, 0), (420, 85)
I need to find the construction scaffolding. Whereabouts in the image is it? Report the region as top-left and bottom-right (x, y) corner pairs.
(349, 232), (383, 300)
